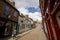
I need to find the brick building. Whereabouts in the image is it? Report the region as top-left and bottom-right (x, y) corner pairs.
(39, 0), (60, 40)
(0, 0), (19, 37)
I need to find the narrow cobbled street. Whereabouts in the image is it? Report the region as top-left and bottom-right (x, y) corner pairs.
(0, 23), (47, 40)
(15, 24), (47, 40)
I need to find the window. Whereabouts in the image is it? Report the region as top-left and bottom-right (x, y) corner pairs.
(14, 11), (17, 17)
(5, 6), (11, 15)
(21, 20), (23, 23)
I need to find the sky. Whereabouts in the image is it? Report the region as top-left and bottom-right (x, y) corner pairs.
(12, 0), (42, 22)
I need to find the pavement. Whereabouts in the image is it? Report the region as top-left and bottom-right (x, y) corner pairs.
(15, 23), (47, 40)
(0, 23), (47, 40)
(0, 28), (33, 40)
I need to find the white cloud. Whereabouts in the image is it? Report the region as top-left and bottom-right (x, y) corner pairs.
(18, 8), (29, 15)
(13, 0), (42, 22)
(29, 12), (42, 21)
(19, 8), (42, 22)
(13, 0), (39, 9)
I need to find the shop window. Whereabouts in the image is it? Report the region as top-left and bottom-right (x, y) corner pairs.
(22, 24), (25, 29)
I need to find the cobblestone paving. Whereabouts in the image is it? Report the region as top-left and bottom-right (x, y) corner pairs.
(16, 24), (47, 40)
